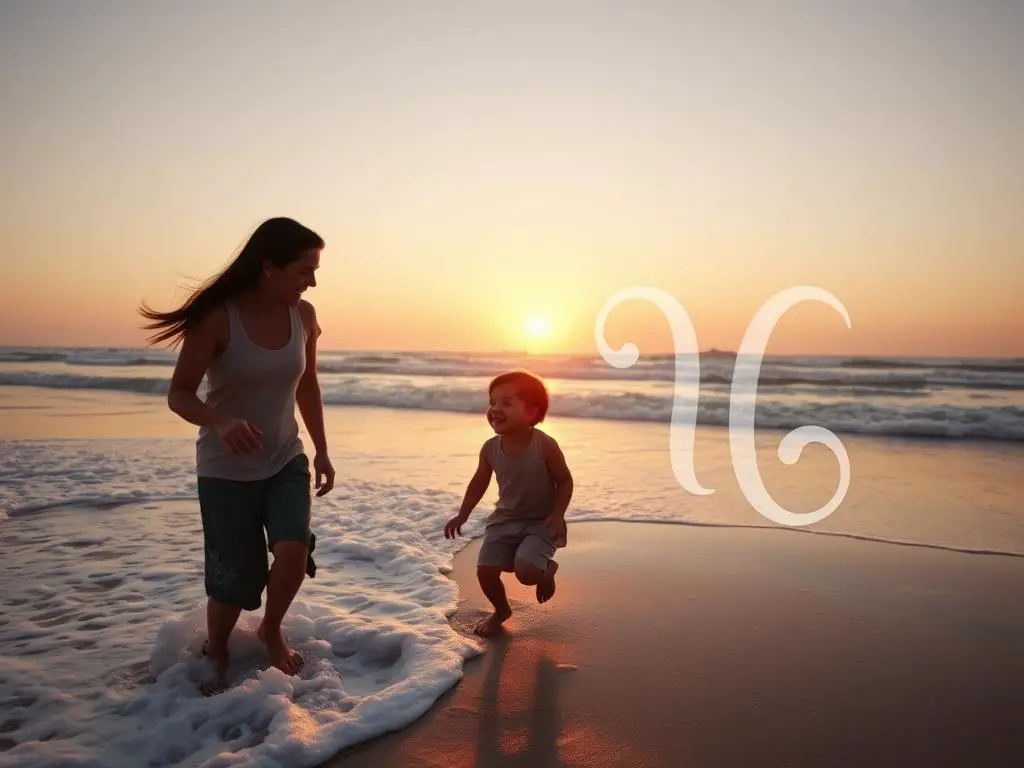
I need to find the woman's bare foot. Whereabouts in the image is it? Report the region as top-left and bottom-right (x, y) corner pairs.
(200, 640), (229, 696)
(537, 561), (558, 603)
(473, 605), (512, 637)
(257, 622), (304, 675)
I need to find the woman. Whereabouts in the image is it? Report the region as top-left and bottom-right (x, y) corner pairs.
(140, 216), (335, 693)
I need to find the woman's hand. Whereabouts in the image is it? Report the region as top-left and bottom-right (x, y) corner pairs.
(444, 512), (470, 539)
(314, 452), (335, 496)
(215, 416), (263, 455)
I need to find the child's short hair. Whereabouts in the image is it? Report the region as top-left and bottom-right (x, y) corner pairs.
(489, 369), (550, 424)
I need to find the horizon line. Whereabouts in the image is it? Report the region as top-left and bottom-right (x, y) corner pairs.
(0, 343), (1022, 362)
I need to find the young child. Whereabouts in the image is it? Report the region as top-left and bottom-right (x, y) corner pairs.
(444, 370), (573, 636)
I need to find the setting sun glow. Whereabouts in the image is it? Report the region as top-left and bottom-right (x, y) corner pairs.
(0, 4), (1020, 358)
(525, 314), (552, 339)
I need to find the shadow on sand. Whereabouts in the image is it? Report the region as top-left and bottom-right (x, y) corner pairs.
(471, 629), (565, 767)
(331, 603), (575, 768)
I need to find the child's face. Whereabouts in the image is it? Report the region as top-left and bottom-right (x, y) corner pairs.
(487, 382), (536, 434)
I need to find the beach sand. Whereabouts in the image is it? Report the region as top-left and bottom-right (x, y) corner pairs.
(4, 390), (1024, 765)
(328, 521), (1024, 768)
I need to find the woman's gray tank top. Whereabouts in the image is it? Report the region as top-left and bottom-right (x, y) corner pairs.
(195, 302), (307, 481)
(484, 428), (558, 527)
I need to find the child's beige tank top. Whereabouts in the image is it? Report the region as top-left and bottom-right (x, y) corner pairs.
(484, 428), (558, 527)
(195, 302), (307, 481)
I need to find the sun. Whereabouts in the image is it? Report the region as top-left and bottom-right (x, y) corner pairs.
(525, 313), (552, 339)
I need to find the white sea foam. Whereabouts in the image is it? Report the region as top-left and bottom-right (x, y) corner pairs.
(1, 369), (1023, 442)
(2, 423), (1023, 765)
(0, 442), (485, 767)
(3, 346), (1024, 443)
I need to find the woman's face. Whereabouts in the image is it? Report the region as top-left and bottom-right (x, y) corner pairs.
(264, 248), (321, 306)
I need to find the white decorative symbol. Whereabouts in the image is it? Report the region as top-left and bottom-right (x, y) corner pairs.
(595, 286), (713, 498)
(595, 285), (852, 527)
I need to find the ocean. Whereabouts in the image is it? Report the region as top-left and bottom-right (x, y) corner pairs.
(1, 346), (1022, 767)
(2, 346), (1024, 441)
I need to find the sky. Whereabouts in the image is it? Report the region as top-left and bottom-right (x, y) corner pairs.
(0, 0), (1021, 356)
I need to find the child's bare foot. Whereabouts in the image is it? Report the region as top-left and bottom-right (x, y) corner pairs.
(537, 561), (558, 603)
(473, 605), (512, 637)
(200, 640), (229, 696)
(257, 622), (304, 675)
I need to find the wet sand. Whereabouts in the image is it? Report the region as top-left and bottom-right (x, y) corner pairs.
(326, 521), (1024, 768)
(5, 387), (1022, 765)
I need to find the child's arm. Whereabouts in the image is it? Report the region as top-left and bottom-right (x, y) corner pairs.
(542, 437), (574, 532)
(444, 446), (493, 539)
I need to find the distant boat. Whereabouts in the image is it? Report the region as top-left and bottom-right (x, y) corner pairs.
(700, 348), (738, 359)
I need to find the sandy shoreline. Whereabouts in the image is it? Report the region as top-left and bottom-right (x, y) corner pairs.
(327, 521), (1024, 768)
(3, 389), (1024, 765)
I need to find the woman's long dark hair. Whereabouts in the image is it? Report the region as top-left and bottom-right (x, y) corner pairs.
(139, 217), (324, 347)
